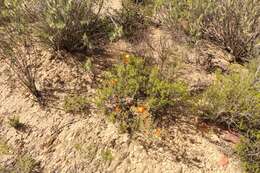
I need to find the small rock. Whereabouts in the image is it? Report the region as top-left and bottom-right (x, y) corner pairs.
(222, 132), (240, 144)
(218, 154), (229, 167)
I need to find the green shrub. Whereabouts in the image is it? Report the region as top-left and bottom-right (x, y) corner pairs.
(197, 62), (260, 132)
(36, 0), (111, 52)
(0, 0), (32, 31)
(201, 0), (260, 63)
(161, 0), (215, 39)
(0, 0), (19, 24)
(197, 59), (260, 173)
(113, 0), (152, 42)
(161, 0), (259, 62)
(96, 54), (188, 133)
(236, 131), (260, 173)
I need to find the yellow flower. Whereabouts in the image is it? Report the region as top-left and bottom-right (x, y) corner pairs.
(111, 79), (117, 85)
(137, 106), (146, 113)
(154, 128), (161, 138)
(114, 106), (121, 113)
(123, 54), (130, 64)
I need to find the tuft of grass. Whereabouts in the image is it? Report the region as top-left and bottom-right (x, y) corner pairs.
(0, 33), (43, 104)
(74, 143), (97, 160)
(15, 154), (38, 173)
(63, 95), (90, 114)
(0, 140), (11, 155)
(101, 149), (113, 162)
(112, 0), (152, 43)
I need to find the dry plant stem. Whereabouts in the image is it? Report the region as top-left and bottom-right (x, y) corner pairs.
(0, 35), (42, 103)
(145, 36), (172, 72)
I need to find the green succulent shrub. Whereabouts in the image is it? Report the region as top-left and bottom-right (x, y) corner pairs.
(96, 54), (188, 133)
(36, 0), (111, 52)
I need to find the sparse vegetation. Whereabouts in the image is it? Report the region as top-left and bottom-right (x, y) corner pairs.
(0, 139), (39, 173)
(0, 139), (11, 155)
(74, 143), (97, 160)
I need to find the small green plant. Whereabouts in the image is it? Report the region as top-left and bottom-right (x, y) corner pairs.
(101, 149), (113, 162)
(96, 55), (188, 133)
(15, 154), (38, 173)
(0, 139), (11, 155)
(63, 95), (90, 114)
(8, 116), (24, 130)
(74, 143), (97, 161)
(83, 58), (93, 73)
